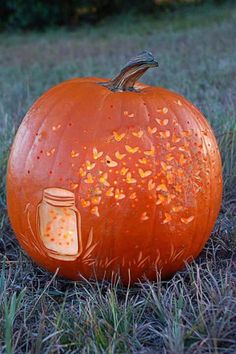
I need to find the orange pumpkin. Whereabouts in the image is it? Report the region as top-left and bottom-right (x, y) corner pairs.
(7, 51), (222, 284)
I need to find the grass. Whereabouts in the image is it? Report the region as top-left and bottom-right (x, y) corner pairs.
(0, 1), (236, 353)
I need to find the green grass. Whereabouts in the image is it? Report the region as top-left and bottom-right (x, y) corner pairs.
(0, 2), (236, 353)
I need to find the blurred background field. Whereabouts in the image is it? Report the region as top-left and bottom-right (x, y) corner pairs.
(0, 1), (236, 353)
(0, 0), (229, 31)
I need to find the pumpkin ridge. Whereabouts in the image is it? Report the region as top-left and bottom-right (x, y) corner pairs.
(11, 83), (70, 168)
(182, 95), (215, 257)
(84, 88), (115, 266)
(22, 84), (80, 184)
(7, 84), (73, 243)
(45, 86), (88, 194)
(157, 90), (202, 260)
(138, 93), (158, 266)
(180, 97), (221, 257)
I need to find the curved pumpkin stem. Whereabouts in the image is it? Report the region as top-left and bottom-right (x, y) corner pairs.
(101, 51), (158, 92)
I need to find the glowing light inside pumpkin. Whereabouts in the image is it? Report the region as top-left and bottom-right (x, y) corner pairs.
(52, 124), (61, 131)
(132, 130), (144, 138)
(35, 106), (209, 227)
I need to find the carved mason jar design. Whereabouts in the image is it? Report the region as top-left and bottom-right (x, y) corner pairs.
(38, 188), (81, 260)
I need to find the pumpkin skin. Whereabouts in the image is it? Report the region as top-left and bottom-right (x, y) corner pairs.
(7, 53), (222, 284)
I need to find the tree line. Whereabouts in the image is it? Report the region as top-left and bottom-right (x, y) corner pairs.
(0, 0), (227, 31)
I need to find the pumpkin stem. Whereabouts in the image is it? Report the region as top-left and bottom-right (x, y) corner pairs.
(101, 51), (158, 92)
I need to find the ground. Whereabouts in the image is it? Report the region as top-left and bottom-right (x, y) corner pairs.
(0, 2), (236, 353)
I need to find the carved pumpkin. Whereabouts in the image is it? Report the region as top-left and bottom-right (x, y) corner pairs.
(7, 51), (222, 284)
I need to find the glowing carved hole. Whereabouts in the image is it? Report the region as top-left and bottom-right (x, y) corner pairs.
(156, 118), (169, 126)
(179, 154), (187, 165)
(132, 130), (144, 138)
(165, 154), (174, 161)
(156, 183), (168, 192)
(172, 133), (181, 143)
(181, 216), (195, 224)
(115, 151), (126, 160)
(91, 196), (101, 205)
(141, 212), (149, 221)
(106, 155), (118, 167)
(94, 187), (102, 195)
(166, 172), (174, 184)
(99, 173), (109, 186)
(115, 189), (125, 200)
(130, 192), (137, 199)
(148, 179), (155, 191)
(163, 213), (172, 224)
(177, 168), (184, 177)
(85, 173), (94, 184)
(113, 131), (125, 141)
(81, 199), (90, 208)
(167, 194), (176, 204)
(70, 182), (79, 190)
(124, 111), (134, 117)
(174, 184), (182, 193)
(91, 206), (100, 217)
(52, 124), (61, 131)
(126, 172), (137, 184)
(144, 147), (155, 156)
(71, 150), (79, 158)
(156, 194), (165, 205)
(160, 131), (170, 139)
(160, 161), (171, 171)
(86, 160), (96, 170)
(93, 147), (103, 160)
(120, 167), (129, 176)
(179, 144), (189, 152)
(148, 126), (157, 134)
(138, 169), (152, 178)
(172, 206), (183, 212)
(106, 187), (114, 197)
(165, 143), (176, 152)
(125, 145), (139, 154)
(79, 168), (86, 177)
(139, 157), (148, 164)
(181, 131), (192, 137)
